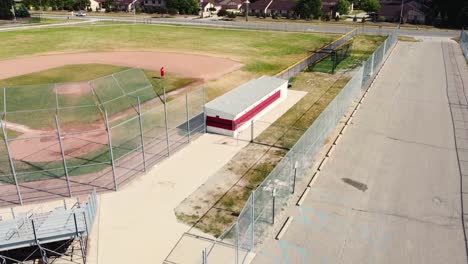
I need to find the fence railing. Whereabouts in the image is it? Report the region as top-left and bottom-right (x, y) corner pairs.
(0, 69), (205, 207)
(461, 30), (468, 61)
(201, 27), (399, 264)
(275, 28), (357, 80)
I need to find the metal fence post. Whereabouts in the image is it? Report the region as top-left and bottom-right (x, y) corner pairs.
(250, 119), (254, 143)
(272, 187), (276, 225)
(203, 87), (207, 133)
(163, 85), (171, 157)
(251, 191), (255, 252)
(185, 93), (191, 143)
(370, 53), (375, 76)
(54, 114), (72, 197)
(104, 111), (118, 191)
(3, 88), (6, 118)
(1, 121), (22, 205)
(292, 161), (298, 194)
(137, 97), (147, 172)
(235, 222), (239, 264)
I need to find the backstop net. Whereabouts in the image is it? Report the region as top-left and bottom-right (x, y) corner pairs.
(0, 69), (205, 206)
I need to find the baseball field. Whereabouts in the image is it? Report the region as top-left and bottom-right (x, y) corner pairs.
(0, 22), (337, 205)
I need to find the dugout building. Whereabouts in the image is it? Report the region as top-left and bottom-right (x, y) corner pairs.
(205, 76), (288, 137)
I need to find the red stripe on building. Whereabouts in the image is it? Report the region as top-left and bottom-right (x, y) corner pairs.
(206, 90), (281, 131)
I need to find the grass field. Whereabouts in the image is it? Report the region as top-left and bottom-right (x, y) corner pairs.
(0, 24), (335, 184)
(0, 24), (334, 75)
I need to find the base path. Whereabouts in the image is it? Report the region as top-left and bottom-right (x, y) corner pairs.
(0, 51), (243, 81)
(253, 39), (468, 263)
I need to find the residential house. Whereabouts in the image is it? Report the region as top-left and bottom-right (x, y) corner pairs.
(94, 0), (140, 11)
(142, 0), (167, 8)
(321, 0), (337, 17)
(248, 0), (294, 16)
(216, 0), (243, 12)
(378, 0), (428, 23)
(201, 0), (221, 12)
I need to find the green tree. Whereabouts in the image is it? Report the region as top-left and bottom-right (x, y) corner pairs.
(0, 0), (14, 19)
(15, 4), (30, 17)
(295, 0), (321, 19)
(360, 0), (379, 13)
(166, 0), (199, 15)
(336, 0), (350, 16)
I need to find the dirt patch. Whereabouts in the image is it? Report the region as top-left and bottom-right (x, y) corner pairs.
(54, 82), (91, 96)
(0, 51), (244, 81)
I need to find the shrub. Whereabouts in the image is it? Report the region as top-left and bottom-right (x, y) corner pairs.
(217, 9), (227, 16)
(353, 15), (357, 22)
(227, 11), (236, 18)
(271, 13), (277, 19)
(377, 15), (385, 22)
(262, 12), (266, 18)
(335, 15), (340, 21)
(324, 14), (330, 21)
(15, 4), (30, 18)
(209, 7), (216, 11)
(256, 12), (260, 18)
(361, 16), (365, 23)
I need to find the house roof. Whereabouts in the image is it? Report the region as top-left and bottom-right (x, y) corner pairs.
(269, 0), (295, 11)
(205, 76), (287, 117)
(321, 0), (337, 12)
(249, 0), (271, 11)
(378, 1), (427, 18)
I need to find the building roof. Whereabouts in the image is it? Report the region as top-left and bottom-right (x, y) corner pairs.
(206, 76), (287, 117)
(378, 1), (427, 18)
(269, 0), (295, 11)
(249, 0), (271, 11)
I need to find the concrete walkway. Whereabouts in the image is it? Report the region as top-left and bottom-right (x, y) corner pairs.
(253, 38), (468, 263)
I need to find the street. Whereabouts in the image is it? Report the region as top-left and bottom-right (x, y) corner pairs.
(253, 38), (468, 264)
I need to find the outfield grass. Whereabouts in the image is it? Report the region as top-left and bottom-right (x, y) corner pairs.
(0, 24), (335, 76)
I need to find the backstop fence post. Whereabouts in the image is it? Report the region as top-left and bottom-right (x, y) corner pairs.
(55, 84), (59, 112)
(383, 39), (387, 55)
(137, 97), (147, 172)
(185, 93), (191, 143)
(163, 85), (170, 157)
(370, 53), (375, 77)
(104, 111), (118, 191)
(3, 88), (6, 119)
(1, 121), (22, 205)
(54, 114), (72, 197)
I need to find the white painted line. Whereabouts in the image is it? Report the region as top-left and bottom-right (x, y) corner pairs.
(318, 157), (328, 171)
(276, 216), (294, 240)
(326, 144), (336, 157)
(296, 186), (311, 206)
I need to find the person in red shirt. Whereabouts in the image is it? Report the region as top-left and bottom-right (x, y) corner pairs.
(160, 67), (165, 78)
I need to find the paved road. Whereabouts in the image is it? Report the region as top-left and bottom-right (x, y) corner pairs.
(253, 38), (468, 263)
(26, 14), (459, 38)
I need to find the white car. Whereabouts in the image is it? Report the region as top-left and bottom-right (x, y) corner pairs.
(76, 11), (87, 17)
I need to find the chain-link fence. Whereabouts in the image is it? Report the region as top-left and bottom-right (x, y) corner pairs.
(0, 69), (205, 207)
(461, 30), (468, 61)
(276, 29), (357, 80)
(202, 27), (399, 264)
